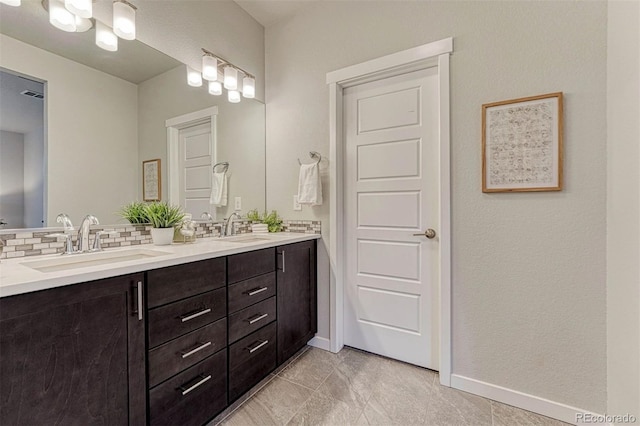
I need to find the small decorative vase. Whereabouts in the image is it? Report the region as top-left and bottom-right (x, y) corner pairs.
(151, 227), (175, 245)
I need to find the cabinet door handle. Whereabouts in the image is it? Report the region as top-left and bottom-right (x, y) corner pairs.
(247, 313), (268, 324)
(178, 374), (211, 396)
(246, 340), (269, 353)
(278, 250), (286, 273)
(180, 341), (212, 359)
(180, 308), (212, 322)
(247, 287), (268, 296)
(136, 281), (143, 321)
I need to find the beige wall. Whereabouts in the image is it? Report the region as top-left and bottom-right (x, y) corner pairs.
(607, 0), (640, 422)
(265, 0), (607, 413)
(0, 34), (138, 226)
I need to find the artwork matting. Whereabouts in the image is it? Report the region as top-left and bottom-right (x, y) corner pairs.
(143, 159), (161, 201)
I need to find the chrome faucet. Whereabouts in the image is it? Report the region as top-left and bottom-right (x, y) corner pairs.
(47, 213), (75, 254)
(201, 212), (213, 221)
(223, 212), (241, 237)
(77, 215), (99, 253)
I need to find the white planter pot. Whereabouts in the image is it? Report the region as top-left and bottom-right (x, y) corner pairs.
(150, 227), (174, 245)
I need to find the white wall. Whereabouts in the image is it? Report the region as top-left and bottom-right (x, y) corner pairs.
(0, 131), (25, 228)
(265, 0), (607, 414)
(607, 0), (640, 422)
(0, 35), (138, 226)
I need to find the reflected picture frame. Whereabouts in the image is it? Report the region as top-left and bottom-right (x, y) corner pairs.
(143, 159), (161, 201)
(482, 92), (563, 193)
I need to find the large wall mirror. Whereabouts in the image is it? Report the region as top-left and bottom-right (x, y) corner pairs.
(0, 1), (266, 230)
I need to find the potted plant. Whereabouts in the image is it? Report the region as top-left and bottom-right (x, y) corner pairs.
(144, 202), (186, 245)
(246, 209), (283, 233)
(118, 201), (149, 225)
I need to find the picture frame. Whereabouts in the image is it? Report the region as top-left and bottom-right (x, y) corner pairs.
(142, 159), (161, 201)
(482, 92), (563, 193)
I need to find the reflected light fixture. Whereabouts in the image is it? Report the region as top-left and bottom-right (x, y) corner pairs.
(242, 76), (255, 99)
(113, 0), (136, 40)
(0, 0), (21, 6)
(64, 0), (91, 18)
(74, 15), (93, 32)
(202, 55), (218, 81)
(228, 90), (241, 103)
(49, 0), (76, 32)
(96, 21), (118, 51)
(208, 81), (222, 96)
(186, 65), (203, 87)
(223, 66), (238, 91)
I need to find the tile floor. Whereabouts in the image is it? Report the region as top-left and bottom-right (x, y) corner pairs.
(210, 346), (569, 426)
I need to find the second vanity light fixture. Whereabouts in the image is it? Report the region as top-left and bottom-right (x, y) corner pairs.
(186, 48), (256, 103)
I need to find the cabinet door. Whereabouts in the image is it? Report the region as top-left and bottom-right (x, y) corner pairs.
(0, 274), (146, 426)
(277, 240), (317, 364)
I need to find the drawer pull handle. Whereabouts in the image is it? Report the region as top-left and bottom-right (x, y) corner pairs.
(180, 308), (212, 323)
(179, 374), (211, 396)
(247, 313), (268, 324)
(247, 339), (269, 353)
(247, 287), (268, 296)
(180, 341), (212, 359)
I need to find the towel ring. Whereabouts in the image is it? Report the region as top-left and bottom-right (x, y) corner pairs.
(213, 162), (229, 173)
(298, 151), (321, 165)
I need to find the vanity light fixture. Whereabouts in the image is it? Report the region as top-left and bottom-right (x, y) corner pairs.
(202, 54), (218, 81)
(228, 90), (241, 104)
(74, 15), (93, 32)
(49, 0), (76, 32)
(186, 65), (203, 87)
(208, 81), (223, 96)
(223, 66), (238, 91)
(113, 0), (136, 41)
(193, 48), (257, 103)
(96, 21), (118, 51)
(0, 0), (21, 6)
(242, 76), (255, 99)
(64, 0), (91, 19)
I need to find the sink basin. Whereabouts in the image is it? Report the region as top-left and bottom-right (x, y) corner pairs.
(222, 235), (272, 244)
(23, 248), (170, 273)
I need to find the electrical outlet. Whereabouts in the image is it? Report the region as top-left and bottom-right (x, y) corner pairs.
(234, 197), (242, 211)
(293, 195), (302, 211)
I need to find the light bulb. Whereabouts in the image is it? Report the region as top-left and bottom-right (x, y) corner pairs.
(208, 81), (222, 96)
(113, 1), (135, 40)
(0, 0), (21, 6)
(74, 15), (93, 32)
(186, 66), (203, 87)
(49, 0), (76, 32)
(64, 0), (91, 18)
(202, 55), (218, 81)
(223, 66), (238, 90)
(96, 21), (118, 52)
(242, 76), (255, 99)
(228, 90), (241, 103)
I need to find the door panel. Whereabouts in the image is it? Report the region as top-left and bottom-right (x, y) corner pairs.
(179, 122), (212, 219)
(344, 67), (440, 369)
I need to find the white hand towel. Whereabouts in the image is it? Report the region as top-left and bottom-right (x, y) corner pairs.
(297, 162), (322, 205)
(210, 172), (228, 207)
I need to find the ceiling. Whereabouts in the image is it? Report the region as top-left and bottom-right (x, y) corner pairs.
(234, 0), (317, 27)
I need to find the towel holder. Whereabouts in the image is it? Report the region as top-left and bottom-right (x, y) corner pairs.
(298, 151), (321, 165)
(213, 162), (229, 173)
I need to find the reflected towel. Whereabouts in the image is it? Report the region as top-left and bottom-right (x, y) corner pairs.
(297, 162), (322, 206)
(210, 172), (228, 207)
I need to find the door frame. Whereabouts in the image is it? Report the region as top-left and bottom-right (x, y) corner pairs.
(165, 106), (218, 207)
(326, 37), (453, 385)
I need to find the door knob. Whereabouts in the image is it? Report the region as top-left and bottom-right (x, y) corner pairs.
(413, 229), (436, 239)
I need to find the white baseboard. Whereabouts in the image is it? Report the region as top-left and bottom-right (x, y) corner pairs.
(307, 336), (331, 351)
(450, 374), (604, 425)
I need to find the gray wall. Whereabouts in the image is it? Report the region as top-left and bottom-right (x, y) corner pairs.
(0, 131), (25, 228)
(265, 1), (607, 413)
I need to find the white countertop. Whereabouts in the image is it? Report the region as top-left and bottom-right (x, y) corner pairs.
(0, 233), (320, 298)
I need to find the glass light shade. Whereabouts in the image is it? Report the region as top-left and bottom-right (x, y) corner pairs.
(202, 56), (218, 81)
(96, 21), (118, 52)
(242, 76), (255, 99)
(186, 66), (203, 87)
(49, 0), (76, 32)
(208, 81), (222, 96)
(113, 1), (135, 40)
(74, 15), (93, 32)
(0, 0), (21, 6)
(223, 66), (238, 90)
(228, 90), (241, 103)
(65, 0), (91, 18)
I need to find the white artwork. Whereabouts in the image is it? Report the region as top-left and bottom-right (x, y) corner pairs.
(143, 159), (161, 201)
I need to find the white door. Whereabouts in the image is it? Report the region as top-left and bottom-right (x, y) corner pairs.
(178, 122), (213, 218)
(344, 67), (440, 369)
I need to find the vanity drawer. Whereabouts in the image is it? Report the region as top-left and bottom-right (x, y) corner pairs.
(148, 318), (227, 388)
(147, 257), (226, 308)
(149, 350), (227, 426)
(228, 323), (277, 402)
(227, 248), (275, 284)
(228, 296), (276, 344)
(228, 272), (276, 313)
(149, 288), (226, 348)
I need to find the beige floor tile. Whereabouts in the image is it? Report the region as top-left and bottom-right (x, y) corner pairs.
(278, 347), (341, 390)
(491, 401), (571, 426)
(287, 392), (363, 426)
(423, 383), (492, 426)
(246, 376), (315, 425)
(220, 397), (280, 426)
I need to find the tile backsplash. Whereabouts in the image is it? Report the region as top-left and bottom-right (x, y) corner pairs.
(0, 220), (321, 260)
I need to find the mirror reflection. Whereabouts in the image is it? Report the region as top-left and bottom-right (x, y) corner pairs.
(0, 2), (266, 230)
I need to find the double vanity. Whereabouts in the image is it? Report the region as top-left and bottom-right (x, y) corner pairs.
(0, 233), (319, 425)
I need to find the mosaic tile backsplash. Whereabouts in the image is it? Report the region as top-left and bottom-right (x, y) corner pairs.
(0, 220), (321, 260)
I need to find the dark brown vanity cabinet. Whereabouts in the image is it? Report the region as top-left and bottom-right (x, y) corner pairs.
(0, 273), (146, 426)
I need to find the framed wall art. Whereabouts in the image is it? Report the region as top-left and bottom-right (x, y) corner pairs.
(142, 159), (161, 201)
(482, 92), (563, 193)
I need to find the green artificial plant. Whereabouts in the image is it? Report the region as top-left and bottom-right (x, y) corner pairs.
(144, 202), (186, 228)
(246, 209), (283, 233)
